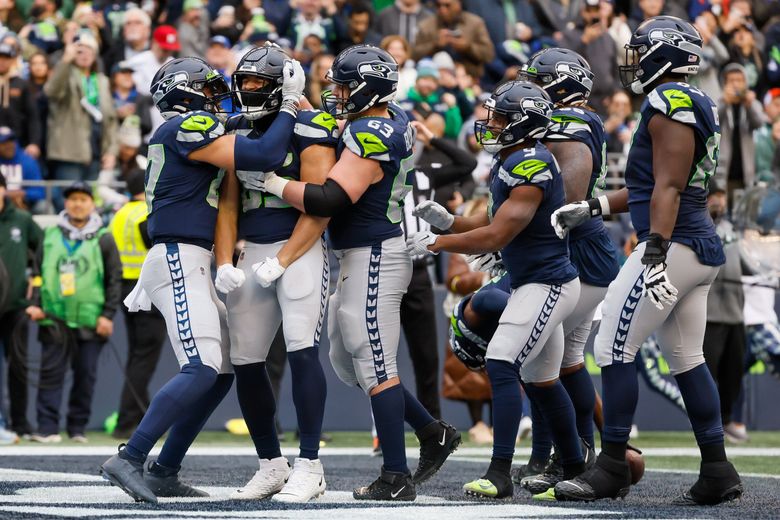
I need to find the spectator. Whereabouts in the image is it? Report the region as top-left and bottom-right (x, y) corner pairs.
(250, 0), (293, 37)
(728, 21), (764, 91)
(603, 90), (634, 154)
(400, 59), (463, 138)
(177, 0), (210, 59)
(412, 0), (494, 78)
(123, 25), (179, 98)
(716, 63), (766, 194)
(691, 10), (730, 100)
(703, 186), (747, 441)
(374, 0), (432, 45)
(335, 2), (381, 52)
(205, 36), (237, 79)
(0, 42), (42, 160)
(559, 0), (619, 115)
(19, 0), (63, 55)
(102, 7), (152, 76)
(288, 0), (339, 53)
(210, 5), (242, 44)
(111, 62), (138, 124)
(754, 88), (780, 183)
(45, 33), (118, 202)
(96, 115), (147, 210)
(605, 0), (632, 66)
(433, 51), (473, 122)
(108, 170), (167, 438)
(457, 93), (491, 187)
(27, 52), (49, 167)
(0, 0), (25, 33)
(463, 0), (547, 58)
(0, 126), (45, 212)
(304, 52), (335, 108)
(0, 173), (42, 440)
(26, 181), (122, 443)
(381, 35), (416, 102)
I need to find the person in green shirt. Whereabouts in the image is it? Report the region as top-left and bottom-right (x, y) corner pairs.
(0, 173), (42, 441)
(400, 58), (463, 139)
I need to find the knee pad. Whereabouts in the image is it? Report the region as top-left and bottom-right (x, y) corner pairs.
(562, 325), (589, 369)
(665, 349), (706, 376)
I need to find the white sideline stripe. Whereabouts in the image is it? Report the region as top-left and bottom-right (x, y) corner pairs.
(2, 446), (779, 457)
(646, 468), (780, 480)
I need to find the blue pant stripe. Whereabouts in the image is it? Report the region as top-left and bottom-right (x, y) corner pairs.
(313, 237), (329, 348)
(365, 243), (387, 384)
(515, 284), (562, 369)
(611, 273), (644, 363)
(165, 243), (201, 363)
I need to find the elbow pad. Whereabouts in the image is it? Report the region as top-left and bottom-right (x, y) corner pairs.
(303, 179), (352, 217)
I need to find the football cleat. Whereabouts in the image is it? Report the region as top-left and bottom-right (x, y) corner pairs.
(145, 461), (208, 497)
(100, 446), (158, 504)
(554, 452), (631, 502)
(412, 420), (462, 484)
(272, 458), (326, 503)
(463, 473), (514, 499)
(521, 452), (563, 494)
(532, 487), (558, 501)
(353, 467), (416, 501)
(230, 456), (291, 500)
(673, 461), (743, 506)
(511, 457), (547, 484)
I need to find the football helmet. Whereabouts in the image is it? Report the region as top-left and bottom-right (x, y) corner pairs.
(150, 57), (231, 120)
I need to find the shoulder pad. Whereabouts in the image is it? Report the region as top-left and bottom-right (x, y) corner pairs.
(295, 110), (340, 140)
(647, 84), (696, 125)
(342, 120), (391, 161)
(177, 111), (224, 143)
(499, 150), (553, 186)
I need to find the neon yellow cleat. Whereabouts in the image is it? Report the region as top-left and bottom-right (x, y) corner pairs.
(532, 487), (557, 501)
(463, 476), (513, 499)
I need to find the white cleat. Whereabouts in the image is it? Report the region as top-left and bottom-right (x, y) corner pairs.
(272, 458), (326, 503)
(230, 456), (291, 500)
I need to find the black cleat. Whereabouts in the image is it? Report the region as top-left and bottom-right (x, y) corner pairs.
(353, 467), (416, 501)
(412, 420), (462, 485)
(674, 461), (743, 506)
(511, 458), (548, 485)
(554, 452), (631, 502)
(100, 446), (158, 504)
(145, 461), (209, 498)
(521, 452), (563, 494)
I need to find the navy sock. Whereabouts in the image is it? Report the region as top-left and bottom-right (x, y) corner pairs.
(600, 362), (639, 456)
(526, 387), (553, 464)
(486, 360), (522, 461)
(402, 386), (436, 431)
(234, 362), (281, 460)
(524, 381), (582, 466)
(675, 363), (726, 462)
(560, 366), (596, 448)
(157, 373), (234, 469)
(288, 348), (327, 460)
(370, 384), (408, 474)
(124, 363), (218, 461)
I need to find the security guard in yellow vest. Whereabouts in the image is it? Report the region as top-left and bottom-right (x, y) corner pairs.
(26, 181), (122, 443)
(109, 170), (167, 439)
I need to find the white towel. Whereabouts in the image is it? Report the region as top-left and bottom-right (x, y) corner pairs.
(123, 280), (152, 312)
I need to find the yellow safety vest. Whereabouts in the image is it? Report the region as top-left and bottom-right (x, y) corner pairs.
(110, 200), (149, 280)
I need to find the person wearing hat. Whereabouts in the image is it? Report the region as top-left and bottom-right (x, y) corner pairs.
(46, 32), (118, 210)
(26, 180), (122, 443)
(122, 25), (180, 99)
(177, 0), (210, 59)
(0, 172), (42, 440)
(108, 170), (167, 439)
(0, 126), (45, 212)
(205, 36), (236, 81)
(111, 61), (139, 123)
(0, 40), (43, 160)
(399, 58), (462, 138)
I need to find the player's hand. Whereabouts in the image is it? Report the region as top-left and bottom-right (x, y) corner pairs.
(640, 234), (678, 310)
(412, 200), (454, 230)
(551, 201), (592, 239)
(215, 264), (246, 294)
(465, 251), (505, 277)
(281, 59), (306, 112)
(406, 231), (439, 257)
(252, 257), (286, 288)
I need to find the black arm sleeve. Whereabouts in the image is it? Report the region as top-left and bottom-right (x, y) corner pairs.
(99, 233), (123, 320)
(303, 178), (353, 217)
(234, 111), (297, 172)
(138, 220), (152, 249)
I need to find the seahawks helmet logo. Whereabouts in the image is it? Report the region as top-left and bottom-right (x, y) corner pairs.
(152, 72), (189, 104)
(555, 62), (593, 90)
(358, 61), (399, 81)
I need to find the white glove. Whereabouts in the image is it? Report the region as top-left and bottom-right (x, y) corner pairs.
(280, 59), (306, 115)
(406, 231), (439, 257)
(642, 262), (678, 310)
(551, 201), (591, 239)
(252, 257), (286, 288)
(465, 251), (505, 277)
(412, 200), (455, 230)
(215, 264), (245, 294)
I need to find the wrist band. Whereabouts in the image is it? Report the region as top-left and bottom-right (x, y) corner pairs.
(265, 175), (289, 198)
(450, 275), (461, 293)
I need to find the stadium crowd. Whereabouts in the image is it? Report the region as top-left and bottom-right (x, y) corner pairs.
(0, 0), (778, 454)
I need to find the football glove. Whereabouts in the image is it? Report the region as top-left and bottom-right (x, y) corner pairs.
(252, 257), (286, 288)
(412, 200), (455, 230)
(551, 197), (607, 239)
(406, 231), (439, 257)
(465, 251), (505, 277)
(641, 234), (678, 310)
(215, 264), (245, 294)
(280, 59), (305, 116)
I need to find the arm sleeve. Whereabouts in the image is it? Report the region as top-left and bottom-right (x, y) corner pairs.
(234, 111), (297, 172)
(302, 178), (353, 217)
(99, 233), (123, 320)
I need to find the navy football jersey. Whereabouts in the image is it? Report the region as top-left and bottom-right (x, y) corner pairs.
(489, 142), (578, 289)
(226, 110), (340, 244)
(328, 105), (415, 250)
(626, 82), (725, 266)
(546, 106), (620, 286)
(145, 111), (225, 249)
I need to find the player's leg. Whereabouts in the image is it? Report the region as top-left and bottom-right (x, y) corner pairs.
(464, 278), (580, 499)
(636, 336), (687, 413)
(274, 238), (330, 502)
(227, 241), (289, 500)
(100, 244), (226, 504)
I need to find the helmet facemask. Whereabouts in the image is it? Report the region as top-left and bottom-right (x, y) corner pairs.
(321, 60), (397, 119)
(619, 27), (701, 94)
(233, 71), (282, 120)
(475, 97), (551, 154)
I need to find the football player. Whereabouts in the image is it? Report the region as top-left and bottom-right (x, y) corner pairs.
(248, 45), (461, 501)
(552, 16), (743, 504)
(407, 81), (586, 499)
(100, 56), (306, 503)
(512, 48), (621, 494)
(213, 44), (337, 503)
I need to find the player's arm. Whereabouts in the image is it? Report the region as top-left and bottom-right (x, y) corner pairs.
(550, 187), (628, 239)
(421, 186), (543, 255)
(412, 199), (489, 233)
(547, 140), (592, 202)
(213, 169), (246, 294)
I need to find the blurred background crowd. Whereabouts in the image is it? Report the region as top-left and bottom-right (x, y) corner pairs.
(0, 0), (779, 446)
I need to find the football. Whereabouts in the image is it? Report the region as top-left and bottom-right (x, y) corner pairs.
(626, 446), (646, 485)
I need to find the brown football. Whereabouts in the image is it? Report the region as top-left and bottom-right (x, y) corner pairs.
(626, 447), (645, 484)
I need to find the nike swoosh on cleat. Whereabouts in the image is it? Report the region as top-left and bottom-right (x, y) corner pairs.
(390, 486), (405, 498)
(439, 430), (447, 446)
